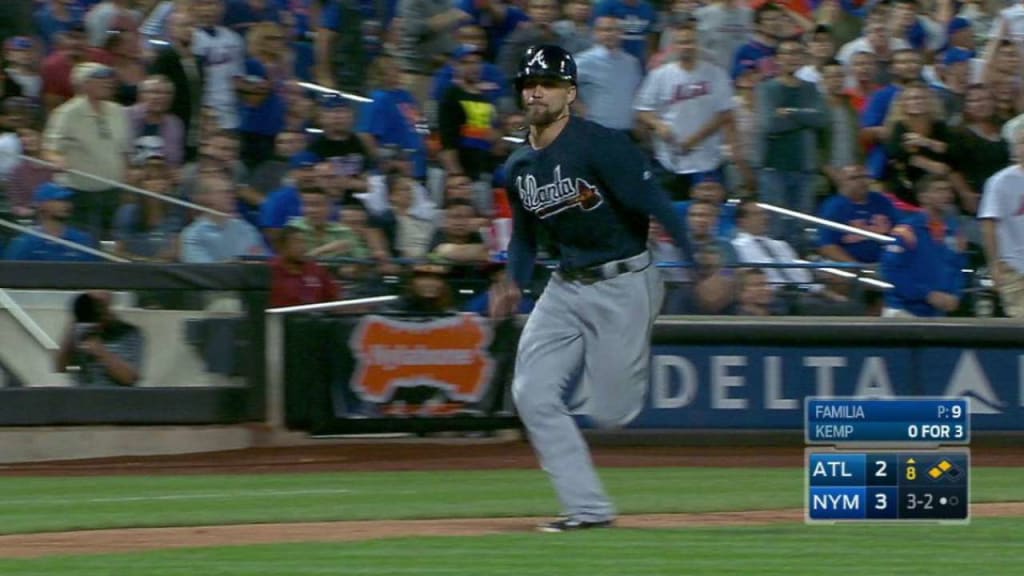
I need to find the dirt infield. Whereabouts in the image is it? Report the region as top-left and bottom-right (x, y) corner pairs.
(1, 441), (1021, 558)
(2, 503), (1024, 559)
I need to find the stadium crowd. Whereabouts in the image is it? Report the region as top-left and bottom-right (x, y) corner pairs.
(1, 0), (1024, 318)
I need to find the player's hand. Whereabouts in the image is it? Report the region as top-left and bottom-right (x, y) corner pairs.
(488, 280), (522, 319)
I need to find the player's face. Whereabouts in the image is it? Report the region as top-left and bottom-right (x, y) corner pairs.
(522, 78), (574, 127)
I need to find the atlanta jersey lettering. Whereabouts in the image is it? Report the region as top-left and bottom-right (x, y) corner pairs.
(504, 116), (692, 288)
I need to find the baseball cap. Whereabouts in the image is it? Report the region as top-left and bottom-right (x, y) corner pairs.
(33, 183), (74, 204)
(4, 36), (33, 50)
(289, 150), (320, 169)
(943, 47), (974, 66)
(693, 171), (723, 185)
(731, 60), (757, 81)
(318, 92), (349, 108)
(947, 16), (971, 36)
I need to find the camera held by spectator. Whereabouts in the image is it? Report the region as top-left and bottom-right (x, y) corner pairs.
(56, 291), (144, 387)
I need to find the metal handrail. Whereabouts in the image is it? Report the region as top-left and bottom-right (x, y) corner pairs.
(0, 218), (128, 262)
(0, 289), (59, 351)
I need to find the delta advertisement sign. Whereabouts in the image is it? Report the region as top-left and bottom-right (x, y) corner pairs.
(567, 346), (1024, 430)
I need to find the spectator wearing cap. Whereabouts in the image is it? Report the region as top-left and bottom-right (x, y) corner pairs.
(316, 0), (386, 94)
(817, 163), (896, 266)
(190, 0), (246, 130)
(3, 182), (102, 262)
(34, 0), (87, 53)
(673, 171), (737, 239)
(695, 0), (755, 73)
(429, 26), (512, 121)
(286, 185), (370, 259)
(41, 21), (89, 111)
(957, 1), (995, 48)
(6, 127), (57, 219)
(357, 52), (428, 181)
(438, 44), (500, 182)
(129, 74), (185, 167)
(43, 62), (133, 239)
(4, 37), (42, 101)
(686, 198), (739, 313)
(635, 20), (749, 200)
(309, 93), (371, 199)
(931, 47), (973, 126)
(881, 174), (965, 317)
(280, 80), (316, 132)
(180, 174), (265, 262)
(236, 58), (286, 168)
(574, 16), (643, 133)
(149, 8), (204, 162)
(593, 0), (657, 65)
(732, 3), (789, 81)
(260, 150), (320, 248)
(457, 0), (530, 62)
(497, 0), (590, 81)
(112, 158), (184, 261)
(795, 25), (836, 91)
(397, 0), (470, 104)
(757, 37), (827, 250)
(269, 224), (341, 308)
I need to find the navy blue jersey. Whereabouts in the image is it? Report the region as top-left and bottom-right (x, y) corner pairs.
(504, 116), (691, 289)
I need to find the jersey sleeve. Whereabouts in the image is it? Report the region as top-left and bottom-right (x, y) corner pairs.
(504, 154), (539, 290)
(632, 67), (661, 112)
(589, 127), (693, 261)
(977, 173), (1005, 220)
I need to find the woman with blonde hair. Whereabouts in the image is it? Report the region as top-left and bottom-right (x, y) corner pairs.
(884, 82), (952, 211)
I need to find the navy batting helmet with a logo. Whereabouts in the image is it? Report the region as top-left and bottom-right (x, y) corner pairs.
(515, 45), (578, 93)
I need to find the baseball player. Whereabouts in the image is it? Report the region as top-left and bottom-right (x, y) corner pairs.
(491, 45), (694, 532)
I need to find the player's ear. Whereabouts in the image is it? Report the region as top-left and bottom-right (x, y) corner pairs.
(568, 85), (578, 106)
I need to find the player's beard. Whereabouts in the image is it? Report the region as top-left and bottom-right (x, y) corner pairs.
(525, 102), (566, 127)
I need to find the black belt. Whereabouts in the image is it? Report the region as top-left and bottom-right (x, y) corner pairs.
(558, 252), (652, 284)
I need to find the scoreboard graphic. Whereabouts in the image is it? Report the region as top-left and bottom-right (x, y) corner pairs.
(804, 398), (970, 524)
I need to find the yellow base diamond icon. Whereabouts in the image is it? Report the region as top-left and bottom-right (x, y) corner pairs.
(939, 461), (953, 472)
(929, 467), (943, 479)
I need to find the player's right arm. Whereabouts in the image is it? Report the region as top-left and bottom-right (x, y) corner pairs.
(505, 154), (539, 292)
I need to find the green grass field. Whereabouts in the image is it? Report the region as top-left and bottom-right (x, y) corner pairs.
(0, 466), (1021, 575)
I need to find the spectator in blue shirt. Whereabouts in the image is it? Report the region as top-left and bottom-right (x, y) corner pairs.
(881, 174), (965, 317)
(357, 52), (428, 180)
(672, 171), (737, 240)
(430, 28), (511, 113)
(34, 0), (86, 53)
(4, 183), (102, 262)
(260, 150), (321, 248)
(458, 0), (530, 61)
(181, 175), (267, 262)
(575, 15), (644, 132)
(594, 0), (657, 65)
(732, 3), (787, 80)
(817, 164), (896, 265)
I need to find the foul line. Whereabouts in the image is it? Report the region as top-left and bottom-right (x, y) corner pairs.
(0, 487), (357, 506)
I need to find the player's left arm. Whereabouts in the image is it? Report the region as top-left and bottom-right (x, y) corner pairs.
(590, 130), (692, 262)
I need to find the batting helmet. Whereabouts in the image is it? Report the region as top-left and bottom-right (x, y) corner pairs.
(514, 45), (577, 93)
